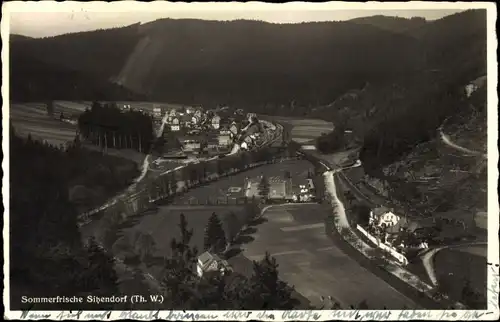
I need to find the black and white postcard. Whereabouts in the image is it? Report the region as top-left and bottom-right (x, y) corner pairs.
(2, 1), (498, 320)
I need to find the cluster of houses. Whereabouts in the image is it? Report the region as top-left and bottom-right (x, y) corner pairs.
(145, 105), (267, 157)
(365, 204), (480, 257)
(243, 175), (315, 203)
(362, 207), (429, 260)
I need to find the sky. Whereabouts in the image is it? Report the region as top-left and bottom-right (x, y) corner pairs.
(5, 2), (470, 38)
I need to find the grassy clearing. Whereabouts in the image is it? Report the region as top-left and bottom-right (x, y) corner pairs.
(263, 115), (333, 142)
(82, 142), (147, 166)
(10, 103), (78, 147)
(54, 100), (91, 116)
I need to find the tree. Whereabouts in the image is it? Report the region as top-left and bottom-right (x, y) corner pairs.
(223, 212), (241, 243)
(153, 136), (167, 156)
(344, 190), (356, 206)
(204, 212), (228, 254)
(101, 208), (125, 250)
(245, 252), (296, 309)
(258, 175), (270, 201)
(133, 232), (157, 263)
(161, 213), (199, 309)
(77, 102), (154, 154)
(9, 132), (124, 309)
(168, 173), (177, 195)
(216, 158), (225, 176)
(461, 278), (482, 308)
(315, 122), (347, 154)
(46, 100), (54, 117)
(81, 237), (120, 297)
(350, 299), (369, 309)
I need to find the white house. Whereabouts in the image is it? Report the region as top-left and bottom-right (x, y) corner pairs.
(475, 211), (487, 230)
(191, 115), (200, 126)
(153, 107), (163, 119)
(464, 84), (478, 98)
(184, 140), (201, 152)
(171, 117), (180, 132)
(197, 251), (231, 278)
(246, 112), (257, 120)
(211, 115), (221, 130)
(194, 109), (203, 120)
(217, 133), (232, 147)
(369, 207), (401, 229)
(229, 122), (239, 136)
(219, 126), (231, 135)
(240, 141), (249, 151)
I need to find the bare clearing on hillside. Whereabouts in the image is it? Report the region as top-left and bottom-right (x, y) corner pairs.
(269, 116), (334, 142)
(10, 103), (77, 146)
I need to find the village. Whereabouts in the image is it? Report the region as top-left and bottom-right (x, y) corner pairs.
(116, 103), (272, 160)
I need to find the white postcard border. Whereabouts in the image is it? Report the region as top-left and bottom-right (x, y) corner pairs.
(2, 1), (498, 321)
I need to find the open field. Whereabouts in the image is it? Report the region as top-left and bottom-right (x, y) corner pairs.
(54, 100), (91, 116)
(265, 115), (334, 143)
(228, 203), (420, 309)
(10, 103), (78, 147)
(82, 142), (147, 166)
(434, 245), (487, 308)
(80, 160), (315, 283)
(40, 100), (187, 120)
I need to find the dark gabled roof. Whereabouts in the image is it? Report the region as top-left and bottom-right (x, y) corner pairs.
(198, 251), (230, 273)
(244, 122), (262, 135)
(372, 206), (392, 217)
(179, 114), (193, 122)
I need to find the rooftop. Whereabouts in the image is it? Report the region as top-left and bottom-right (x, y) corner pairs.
(371, 206), (392, 217)
(178, 135), (205, 142)
(198, 251), (231, 274)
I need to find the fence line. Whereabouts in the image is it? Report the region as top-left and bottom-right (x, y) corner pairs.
(356, 224), (409, 266)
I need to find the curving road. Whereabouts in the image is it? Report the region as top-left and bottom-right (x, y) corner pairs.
(421, 242), (487, 286)
(439, 129), (487, 158)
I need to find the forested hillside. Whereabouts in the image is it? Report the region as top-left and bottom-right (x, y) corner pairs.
(316, 10), (488, 224)
(11, 16), (424, 108)
(10, 23), (141, 80)
(10, 24), (145, 102)
(9, 126), (141, 309)
(349, 15), (427, 33)
(311, 10), (486, 170)
(10, 10), (486, 152)
(10, 51), (147, 102)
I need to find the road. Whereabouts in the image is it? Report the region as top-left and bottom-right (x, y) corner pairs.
(228, 203), (419, 309)
(421, 242), (487, 286)
(440, 128), (487, 158)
